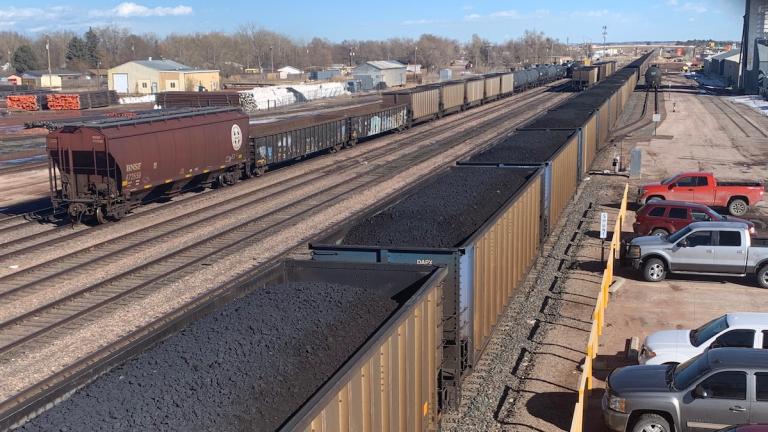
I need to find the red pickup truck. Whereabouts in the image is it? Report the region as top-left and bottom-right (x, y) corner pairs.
(637, 172), (764, 216)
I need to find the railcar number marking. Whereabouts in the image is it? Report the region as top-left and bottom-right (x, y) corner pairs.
(416, 259), (433, 265)
(126, 163), (142, 172)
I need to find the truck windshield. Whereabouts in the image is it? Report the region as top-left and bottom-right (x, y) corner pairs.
(668, 226), (692, 243)
(689, 315), (729, 347)
(673, 352), (708, 390)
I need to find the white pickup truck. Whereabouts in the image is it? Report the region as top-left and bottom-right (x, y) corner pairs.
(627, 221), (768, 288)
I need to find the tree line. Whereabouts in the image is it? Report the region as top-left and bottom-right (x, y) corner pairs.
(1, 25), (574, 76)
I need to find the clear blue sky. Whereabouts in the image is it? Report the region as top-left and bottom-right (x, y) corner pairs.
(1, 0), (745, 42)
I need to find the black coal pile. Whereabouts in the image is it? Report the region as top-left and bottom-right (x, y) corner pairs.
(21, 281), (399, 432)
(341, 167), (534, 249)
(465, 130), (576, 165)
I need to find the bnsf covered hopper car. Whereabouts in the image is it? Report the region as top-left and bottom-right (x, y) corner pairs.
(48, 108), (249, 223)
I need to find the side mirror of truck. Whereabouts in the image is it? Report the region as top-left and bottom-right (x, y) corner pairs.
(678, 239), (689, 248)
(694, 385), (709, 399)
(668, 183), (676, 190)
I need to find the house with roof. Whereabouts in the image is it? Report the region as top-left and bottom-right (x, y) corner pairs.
(352, 61), (406, 90)
(21, 69), (82, 88)
(107, 58), (220, 94)
(276, 65), (302, 79)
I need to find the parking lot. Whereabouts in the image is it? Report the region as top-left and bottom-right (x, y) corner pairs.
(585, 75), (768, 431)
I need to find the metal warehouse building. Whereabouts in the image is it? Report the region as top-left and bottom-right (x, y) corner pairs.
(108, 59), (220, 94)
(352, 60), (406, 90)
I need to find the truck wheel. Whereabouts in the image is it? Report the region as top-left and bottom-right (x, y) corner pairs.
(632, 413), (671, 432)
(758, 265), (768, 289)
(646, 196), (664, 204)
(728, 198), (748, 216)
(643, 258), (666, 282)
(650, 228), (669, 237)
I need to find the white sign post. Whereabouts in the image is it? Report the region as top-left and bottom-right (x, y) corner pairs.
(600, 212), (608, 263)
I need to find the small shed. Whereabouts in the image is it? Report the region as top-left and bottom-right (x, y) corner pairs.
(352, 60), (406, 89)
(7, 74), (22, 85)
(277, 66), (302, 79)
(722, 52), (742, 86)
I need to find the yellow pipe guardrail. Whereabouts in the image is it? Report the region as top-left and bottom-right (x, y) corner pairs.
(570, 183), (629, 432)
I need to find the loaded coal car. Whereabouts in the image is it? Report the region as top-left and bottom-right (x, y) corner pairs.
(311, 165), (545, 407)
(459, 129), (580, 233)
(15, 259), (448, 432)
(47, 107), (249, 223)
(463, 76), (485, 109)
(382, 85), (440, 125)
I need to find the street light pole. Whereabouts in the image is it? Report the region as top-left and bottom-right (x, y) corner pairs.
(46, 37), (52, 88)
(270, 46), (274, 73)
(602, 25), (607, 60)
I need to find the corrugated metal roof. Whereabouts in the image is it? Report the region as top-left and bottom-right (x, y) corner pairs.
(365, 60), (406, 70)
(710, 49), (740, 60)
(128, 59), (206, 71)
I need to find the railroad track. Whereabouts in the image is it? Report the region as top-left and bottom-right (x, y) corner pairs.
(0, 82), (567, 260)
(710, 96), (768, 139)
(0, 82), (573, 410)
(0, 160), (47, 176)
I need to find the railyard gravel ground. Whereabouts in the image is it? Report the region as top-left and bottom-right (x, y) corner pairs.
(20, 281), (398, 432)
(0, 89), (572, 403)
(342, 167), (534, 248)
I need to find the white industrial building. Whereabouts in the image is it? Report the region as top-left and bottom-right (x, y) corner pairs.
(352, 61), (406, 90)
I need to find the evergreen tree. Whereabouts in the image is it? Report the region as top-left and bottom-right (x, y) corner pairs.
(12, 45), (38, 73)
(66, 36), (87, 62)
(84, 27), (101, 67)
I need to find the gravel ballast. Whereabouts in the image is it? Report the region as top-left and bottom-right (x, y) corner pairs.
(464, 129), (577, 164)
(341, 166), (535, 249)
(21, 280), (400, 432)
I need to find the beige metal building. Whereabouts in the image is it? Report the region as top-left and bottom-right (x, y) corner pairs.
(108, 59), (220, 94)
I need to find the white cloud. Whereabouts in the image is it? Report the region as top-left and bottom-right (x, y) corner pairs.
(0, 6), (68, 21)
(465, 9), (549, 21)
(571, 9), (610, 18)
(401, 18), (445, 25)
(680, 2), (708, 13)
(91, 2), (193, 18)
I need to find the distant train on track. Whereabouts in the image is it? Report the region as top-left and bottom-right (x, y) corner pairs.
(645, 65), (662, 89)
(47, 64), (567, 223)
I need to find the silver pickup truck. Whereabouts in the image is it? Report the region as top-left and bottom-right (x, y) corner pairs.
(627, 221), (768, 288)
(603, 348), (768, 432)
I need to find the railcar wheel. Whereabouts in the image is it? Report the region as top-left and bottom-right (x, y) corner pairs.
(94, 207), (108, 225)
(255, 165), (266, 176)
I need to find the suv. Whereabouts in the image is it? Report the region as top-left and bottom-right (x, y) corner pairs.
(603, 348), (768, 432)
(639, 313), (768, 365)
(633, 201), (756, 237)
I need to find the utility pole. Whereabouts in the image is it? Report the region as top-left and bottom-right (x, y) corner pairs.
(602, 25), (608, 60)
(270, 46), (274, 73)
(46, 37), (52, 88)
(348, 47), (354, 67)
(413, 44), (418, 66)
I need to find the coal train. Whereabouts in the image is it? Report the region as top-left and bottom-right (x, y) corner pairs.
(47, 65), (567, 223)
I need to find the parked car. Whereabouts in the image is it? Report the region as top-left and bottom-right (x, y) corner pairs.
(639, 312), (768, 365)
(603, 348), (768, 432)
(637, 172), (764, 216)
(627, 221), (768, 288)
(633, 200), (756, 237)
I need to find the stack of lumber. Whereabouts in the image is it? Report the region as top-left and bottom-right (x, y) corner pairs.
(7, 93), (48, 111)
(46, 90), (117, 110)
(156, 91), (241, 109)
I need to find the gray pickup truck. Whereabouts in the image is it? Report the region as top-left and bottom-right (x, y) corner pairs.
(603, 348), (768, 432)
(627, 221), (768, 288)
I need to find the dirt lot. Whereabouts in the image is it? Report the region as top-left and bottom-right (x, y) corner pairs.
(491, 71), (768, 432)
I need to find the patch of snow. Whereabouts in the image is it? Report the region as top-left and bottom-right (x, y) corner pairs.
(729, 95), (768, 116)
